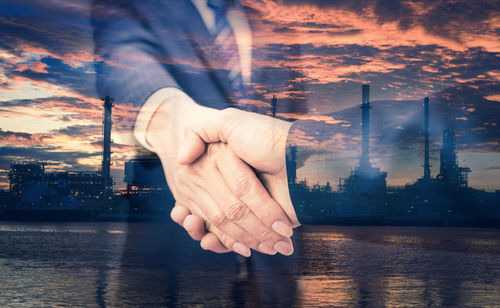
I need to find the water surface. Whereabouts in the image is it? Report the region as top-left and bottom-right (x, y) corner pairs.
(0, 222), (499, 307)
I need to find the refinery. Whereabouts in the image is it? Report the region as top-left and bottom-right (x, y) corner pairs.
(0, 86), (499, 225)
(288, 86), (500, 226)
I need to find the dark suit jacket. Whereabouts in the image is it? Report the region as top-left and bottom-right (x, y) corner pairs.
(91, 1), (303, 306)
(92, 0), (305, 114)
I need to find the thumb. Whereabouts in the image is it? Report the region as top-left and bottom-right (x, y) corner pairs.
(177, 107), (232, 164)
(177, 129), (207, 165)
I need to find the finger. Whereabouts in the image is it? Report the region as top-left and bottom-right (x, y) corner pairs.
(177, 108), (242, 165)
(217, 148), (294, 254)
(170, 204), (191, 225)
(203, 159), (281, 255)
(191, 186), (260, 253)
(177, 183), (256, 255)
(200, 233), (231, 254)
(203, 224), (252, 258)
(183, 214), (206, 241)
(175, 182), (254, 256)
(177, 129), (206, 165)
(171, 204), (208, 241)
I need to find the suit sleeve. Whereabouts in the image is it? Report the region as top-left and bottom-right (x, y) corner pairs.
(91, 0), (181, 109)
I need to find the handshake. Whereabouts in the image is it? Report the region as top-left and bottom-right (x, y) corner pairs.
(145, 93), (300, 257)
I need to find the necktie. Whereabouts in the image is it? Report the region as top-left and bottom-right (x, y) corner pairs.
(207, 0), (245, 101)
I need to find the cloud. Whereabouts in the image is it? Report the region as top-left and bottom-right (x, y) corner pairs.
(1, 0), (499, 190)
(14, 61), (48, 73)
(485, 94), (500, 102)
(274, 0), (500, 47)
(0, 129), (33, 140)
(0, 128), (48, 145)
(0, 146), (101, 169)
(52, 124), (101, 137)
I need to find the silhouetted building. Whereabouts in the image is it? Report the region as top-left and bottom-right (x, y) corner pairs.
(338, 85), (387, 194)
(122, 157), (175, 214)
(271, 95), (277, 118)
(124, 158), (167, 192)
(437, 129), (470, 190)
(9, 161), (46, 200)
(408, 97), (438, 191)
(46, 171), (104, 199)
(101, 95), (113, 197)
(360, 84), (371, 169)
(423, 97), (431, 181)
(8, 160), (105, 207)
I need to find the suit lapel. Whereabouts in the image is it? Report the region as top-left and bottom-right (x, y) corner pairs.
(171, 0), (237, 106)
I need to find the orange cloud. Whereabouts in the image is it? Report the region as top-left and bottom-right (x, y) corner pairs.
(14, 61), (48, 73)
(485, 94), (500, 102)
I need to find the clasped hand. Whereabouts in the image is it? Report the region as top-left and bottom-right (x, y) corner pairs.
(146, 96), (298, 256)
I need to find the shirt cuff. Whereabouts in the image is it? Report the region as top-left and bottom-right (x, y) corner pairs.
(133, 87), (190, 152)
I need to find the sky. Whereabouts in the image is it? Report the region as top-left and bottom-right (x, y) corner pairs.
(0, 0), (499, 191)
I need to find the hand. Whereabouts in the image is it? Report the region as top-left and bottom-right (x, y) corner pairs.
(178, 108), (300, 227)
(146, 95), (294, 256)
(170, 204), (262, 254)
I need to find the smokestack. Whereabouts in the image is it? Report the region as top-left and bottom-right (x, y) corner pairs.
(423, 97), (431, 180)
(440, 129), (456, 174)
(360, 84), (371, 168)
(102, 95), (113, 197)
(271, 95), (277, 118)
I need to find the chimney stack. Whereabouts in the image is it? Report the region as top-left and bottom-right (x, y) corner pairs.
(271, 95), (277, 118)
(424, 97), (431, 180)
(102, 95), (113, 197)
(360, 84), (371, 168)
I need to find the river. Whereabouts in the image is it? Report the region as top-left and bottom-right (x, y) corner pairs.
(1, 221), (499, 307)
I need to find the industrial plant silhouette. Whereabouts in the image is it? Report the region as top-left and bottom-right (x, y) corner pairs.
(286, 85), (499, 226)
(1, 86), (499, 225)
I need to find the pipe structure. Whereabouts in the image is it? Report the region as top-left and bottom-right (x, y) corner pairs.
(424, 97), (431, 180)
(271, 95), (277, 118)
(101, 95), (113, 197)
(360, 84), (371, 168)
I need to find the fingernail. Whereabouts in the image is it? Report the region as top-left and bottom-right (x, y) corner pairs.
(273, 241), (294, 256)
(233, 242), (251, 257)
(272, 221), (293, 237)
(258, 243), (277, 255)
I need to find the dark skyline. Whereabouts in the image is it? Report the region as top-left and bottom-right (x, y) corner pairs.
(0, 0), (499, 191)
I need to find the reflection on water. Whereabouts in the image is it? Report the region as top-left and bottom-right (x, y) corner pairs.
(297, 226), (500, 307)
(0, 222), (499, 307)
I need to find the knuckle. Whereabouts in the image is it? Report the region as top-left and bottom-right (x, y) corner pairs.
(233, 177), (251, 197)
(210, 213), (227, 228)
(225, 201), (248, 221)
(259, 228), (277, 244)
(217, 232), (234, 247)
(221, 107), (239, 118)
(258, 207), (274, 223)
(221, 108), (242, 140)
(239, 232), (255, 245)
(207, 143), (223, 157)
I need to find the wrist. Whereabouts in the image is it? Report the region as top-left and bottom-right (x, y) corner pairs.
(146, 94), (195, 155)
(145, 99), (173, 154)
